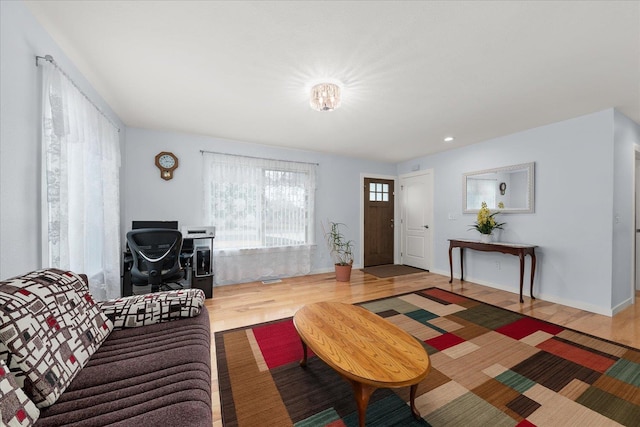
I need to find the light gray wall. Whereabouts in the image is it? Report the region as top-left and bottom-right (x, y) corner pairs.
(124, 128), (396, 273)
(612, 110), (640, 311)
(398, 110), (618, 314)
(0, 1), (125, 280)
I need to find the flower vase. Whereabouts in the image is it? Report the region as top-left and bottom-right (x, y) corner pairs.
(480, 233), (492, 244)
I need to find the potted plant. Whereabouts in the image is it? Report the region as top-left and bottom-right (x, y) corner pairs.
(469, 201), (506, 243)
(324, 221), (354, 282)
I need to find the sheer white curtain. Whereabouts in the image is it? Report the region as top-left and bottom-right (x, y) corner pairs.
(202, 152), (316, 284)
(41, 61), (121, 300)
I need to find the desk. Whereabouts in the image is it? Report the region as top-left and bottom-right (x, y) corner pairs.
(122, 236), (214, 298)
(448, 239), (537, 303)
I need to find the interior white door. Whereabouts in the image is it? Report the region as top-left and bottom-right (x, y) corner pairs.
(400, 171), (433, 270)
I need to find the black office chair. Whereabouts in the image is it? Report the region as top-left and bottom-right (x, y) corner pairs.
(126, 228), (185, 293)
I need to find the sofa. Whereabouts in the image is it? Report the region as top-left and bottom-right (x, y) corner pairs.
(0, 269), (212, 427)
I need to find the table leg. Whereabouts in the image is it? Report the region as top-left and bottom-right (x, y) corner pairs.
(460, 248), (464, 282)
(518, 253), (525, 303)
(349, 380), (376, 427)
(409, 383), (421, 419)
(448, 245), (453, 283)
(299, 339), (308, 367)
(530, 252), (536, 300)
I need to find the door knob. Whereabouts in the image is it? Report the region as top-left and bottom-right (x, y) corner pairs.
(424, 225), (429, 229)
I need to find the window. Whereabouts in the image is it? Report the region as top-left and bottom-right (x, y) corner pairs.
(369, 182), (389, 202)
(202, 153), (316, 250)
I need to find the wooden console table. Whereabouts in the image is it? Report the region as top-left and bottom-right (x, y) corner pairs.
(448, 239), (537, 303)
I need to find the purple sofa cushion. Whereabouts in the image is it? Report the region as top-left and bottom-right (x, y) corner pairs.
(35, 307), (211, 426)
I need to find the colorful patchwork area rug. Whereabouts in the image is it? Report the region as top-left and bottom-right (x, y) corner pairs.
(216, 288), (640, 426)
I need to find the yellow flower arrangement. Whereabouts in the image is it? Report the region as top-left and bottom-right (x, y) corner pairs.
(470, 202), (505, 235)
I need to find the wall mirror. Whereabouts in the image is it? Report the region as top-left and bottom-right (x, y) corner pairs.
(463, 162), (535, 214)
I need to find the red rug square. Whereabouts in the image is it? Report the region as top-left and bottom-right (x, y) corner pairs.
(426, 332), (465, 350)
(536, 338), (616, 373)
(252, 319), (314, 369)
(496, 317), (563, 340)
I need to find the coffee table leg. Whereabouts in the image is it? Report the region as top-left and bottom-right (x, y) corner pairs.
(349, 380), (376, 427)
(409, 383), (421, 419)
(299, 339), (308, 367)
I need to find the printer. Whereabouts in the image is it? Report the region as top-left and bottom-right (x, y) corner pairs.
(181, 225), (215, 239)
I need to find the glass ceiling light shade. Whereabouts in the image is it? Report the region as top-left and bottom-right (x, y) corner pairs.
(310, 83), (341, 111)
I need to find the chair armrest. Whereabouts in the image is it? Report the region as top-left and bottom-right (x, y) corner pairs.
(180, 251), (194, 263)
(98, 288), (205, 329)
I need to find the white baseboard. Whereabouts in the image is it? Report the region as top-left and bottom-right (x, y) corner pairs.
(430, 268), (613, 317)
(430, 268), (454, 279)
(612, 297), (633, 316)
(311, 264), (363, 275)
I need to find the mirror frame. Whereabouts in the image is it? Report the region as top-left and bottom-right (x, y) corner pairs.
(463, 162), (535, 214)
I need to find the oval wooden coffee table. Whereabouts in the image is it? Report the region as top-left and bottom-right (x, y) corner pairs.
(293, 301), (431, 427)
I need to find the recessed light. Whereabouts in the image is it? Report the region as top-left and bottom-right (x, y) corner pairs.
(444, 136), (455, 142)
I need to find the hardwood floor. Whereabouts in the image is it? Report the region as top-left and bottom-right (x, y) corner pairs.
(204, 269), (640, 426)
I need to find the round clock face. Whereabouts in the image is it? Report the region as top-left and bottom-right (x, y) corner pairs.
(158, 154), (176, 168)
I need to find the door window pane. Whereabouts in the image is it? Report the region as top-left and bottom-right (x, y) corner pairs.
(369, 181), (390, 203)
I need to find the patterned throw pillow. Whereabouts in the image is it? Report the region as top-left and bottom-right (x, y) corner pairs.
(0, 358), (39, 426)
(0, 269), (113, 408)
(99, 288), (205, 329)
(0, 344), (26, 389)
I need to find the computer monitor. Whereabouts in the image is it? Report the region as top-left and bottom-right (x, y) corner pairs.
(131, 220), (179, 230)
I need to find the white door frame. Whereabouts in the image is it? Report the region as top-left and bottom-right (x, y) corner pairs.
(359, 173), (399, 267)
(633, 144), (640, 302)
(399, 169), (434, 270)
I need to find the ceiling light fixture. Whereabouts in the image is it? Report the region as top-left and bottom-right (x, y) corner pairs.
(444, 136), (455, 142)
(310, 83), (341, 112)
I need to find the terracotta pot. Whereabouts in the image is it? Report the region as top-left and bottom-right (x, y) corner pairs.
(335, 264), (352, 282)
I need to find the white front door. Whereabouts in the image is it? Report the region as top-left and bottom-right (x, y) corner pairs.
(400, 170), (433, 270)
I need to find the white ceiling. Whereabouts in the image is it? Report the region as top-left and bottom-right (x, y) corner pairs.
(24, 1), (640, 163)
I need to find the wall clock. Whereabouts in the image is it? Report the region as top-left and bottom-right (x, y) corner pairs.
(155, 151), (179, 180)
(499, 182), (507, 195)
